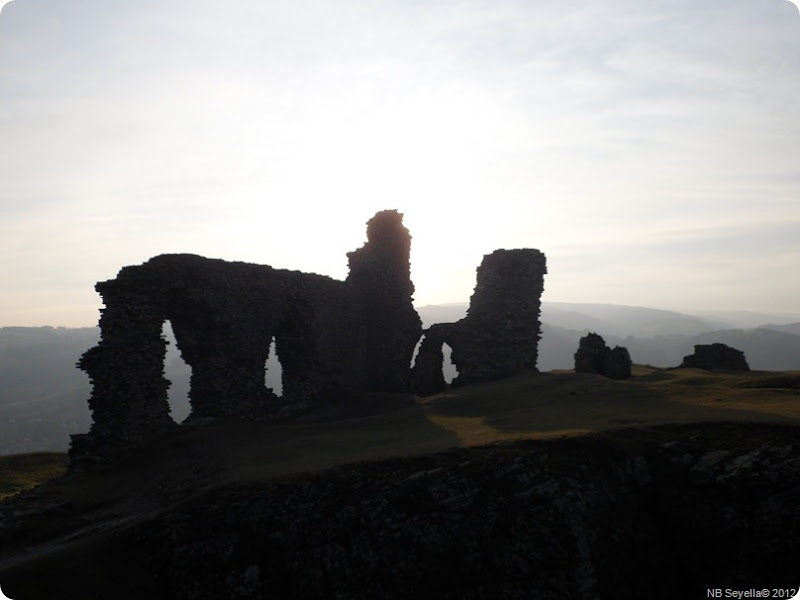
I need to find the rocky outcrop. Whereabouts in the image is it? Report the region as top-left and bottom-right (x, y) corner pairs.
(70, 210), (421, 470)
(412, 249), (546, 394)
(679, 343), (750, 371)
(3, 423), (799, 599)
(574, 332), (632, 379)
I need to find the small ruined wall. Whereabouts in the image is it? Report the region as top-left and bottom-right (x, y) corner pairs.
(71, 211), (419, 469)
(412, 249), (547, 394)
(574, 332), (632, 380)
(679, 343), (749, 372)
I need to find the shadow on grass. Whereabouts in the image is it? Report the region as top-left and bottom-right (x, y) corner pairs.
(47, 396), (463, 515)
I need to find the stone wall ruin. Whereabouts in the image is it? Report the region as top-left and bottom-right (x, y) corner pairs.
(412, 249), (547, 395)
(679, 343), (750, 372)
(71, 211), (551, 469)
(70, 210), (421, 469)
(573, 333), (632, 380)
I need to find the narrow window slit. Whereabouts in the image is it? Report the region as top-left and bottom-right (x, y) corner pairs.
(265, 336), (283, 397)
(162, 320), (191, 423)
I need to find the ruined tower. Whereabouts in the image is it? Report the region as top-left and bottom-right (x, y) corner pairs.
(346, 210), (422, 392)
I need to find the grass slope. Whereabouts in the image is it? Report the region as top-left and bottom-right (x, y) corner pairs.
(2, 366), (799, 509)
(1, 365), (800, 599)
(424, 366), (800, 445)
(0, 453), (68, 502)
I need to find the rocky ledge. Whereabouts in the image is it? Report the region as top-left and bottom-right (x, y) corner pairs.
(1, 422), (799, 599)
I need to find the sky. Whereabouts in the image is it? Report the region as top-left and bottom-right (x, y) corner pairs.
(1, 0), (799, 327)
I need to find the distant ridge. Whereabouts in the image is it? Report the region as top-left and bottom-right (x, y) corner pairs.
(761, 322), (800, 336)
(417, 301), (800, 334)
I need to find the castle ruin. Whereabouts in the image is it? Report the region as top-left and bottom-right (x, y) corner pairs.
(411, 249), (547, 395)
(70, 211), (547, 469)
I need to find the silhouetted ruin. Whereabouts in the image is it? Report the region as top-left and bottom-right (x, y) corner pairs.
(70, 210), (551, 469)
(412, 249), (547, 395)
(679, 343), (750, 372)
(574, 333), (632, 379)
(70, 210), (421, 469)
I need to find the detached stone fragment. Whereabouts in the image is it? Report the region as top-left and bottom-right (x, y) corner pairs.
(679, 343), (749, 371)
(574, 333), (632, 380)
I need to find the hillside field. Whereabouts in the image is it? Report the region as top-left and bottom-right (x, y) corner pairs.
(2, 365), (800, 599)
(2, 365), (799, 505)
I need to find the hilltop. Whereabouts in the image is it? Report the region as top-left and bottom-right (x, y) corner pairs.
(1, 366), (799, 598)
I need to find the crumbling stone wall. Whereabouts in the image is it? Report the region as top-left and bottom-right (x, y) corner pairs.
(410, 323), (456, 397)
(70, 210), (421, 469)
(679, 343), (750, 372)
(412, 249), (547, 395)
(574, 333), (632, 380)
(346, 210), (421, 393)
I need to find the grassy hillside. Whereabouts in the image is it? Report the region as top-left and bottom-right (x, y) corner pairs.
(423, 365), (800, 444)
(0, 453), (68, 502)
(1, 367), (799, 599)
(3, 366), (799, 507)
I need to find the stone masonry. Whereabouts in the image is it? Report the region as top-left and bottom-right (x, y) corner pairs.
(70, 210), (421, 469)
(679, 343), (750, 372)
(412, 249), (547, 395)
(574, 332), (632, 380)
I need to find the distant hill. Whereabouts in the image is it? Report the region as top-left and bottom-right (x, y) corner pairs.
(2, 302), (800, 454)
(0, 327), (96, 455)
(417, 302), (800, 337)
(0, 326), (192, 455)
(761, 322), (800, 336)
(415, 302), (468, 328)
(541, 302), (730, 337)
(689, 310), (800, 329)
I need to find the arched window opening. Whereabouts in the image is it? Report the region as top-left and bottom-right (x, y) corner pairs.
(442, 342), (458, 384)
(162, 321), (191, 423)
(409, 334), (425, 368)
(265, 336), (283, 397)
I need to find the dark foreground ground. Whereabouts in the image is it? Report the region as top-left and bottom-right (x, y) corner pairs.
(1, 368), (799, 599)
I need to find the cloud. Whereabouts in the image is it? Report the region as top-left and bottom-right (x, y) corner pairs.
(1, 0), (799, 324)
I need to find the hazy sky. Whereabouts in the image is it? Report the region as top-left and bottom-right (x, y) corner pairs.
(1, 0), (799, 326)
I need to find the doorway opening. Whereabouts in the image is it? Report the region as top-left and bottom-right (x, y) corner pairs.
(442, 342), (458, 384)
